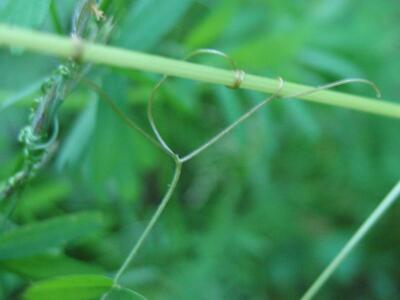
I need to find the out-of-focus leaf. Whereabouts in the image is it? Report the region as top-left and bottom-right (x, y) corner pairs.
(23, 275), (112, 300)
(232, 30), (308, 70)
(106, 287), (147, 300)
(0, 0), (51, 28)
(0, 212), (104, 260)
(281, 100), (320, 140)
(57, 98), (98, 171)
(15, 180), (71, 219)
(186, 0), (239, 48)
(0, 78), (45, 113)
(215, 85), (244, 142)
(297, 48), (363, 78)
(117, 0), (194, 50)
(0, 254), (103, 280)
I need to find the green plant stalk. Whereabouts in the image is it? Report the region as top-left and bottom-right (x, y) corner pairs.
(0, 24), (399, 118)
(112, 159), (182, 286)
(301, 181), (400, 300)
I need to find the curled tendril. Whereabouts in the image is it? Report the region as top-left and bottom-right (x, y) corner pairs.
(285, 78), (381, 100)
(0, 0), (107, 203)
(80, 78), (161, 149)
(147, 48), (284, 163)
(183, 48), (246, 90)
(105, 51), (285, 293)
(21, 117), (60, 152)
(147, 48), (249, 159)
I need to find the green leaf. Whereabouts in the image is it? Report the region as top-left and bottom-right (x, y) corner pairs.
(15, 180), (71, 220)
(0, 0), (52, 28)
(106, 287), (147, 300)
(186, 0), (239, 48)
(57, 98), (98, 171)
(0, 254), (103, 280)
(23, 275), (112, 300)
(0, 77), (45, 113)
(117, 0), (194, 50)
(297, 48), (363, 78)
(0, 212), (104, 260)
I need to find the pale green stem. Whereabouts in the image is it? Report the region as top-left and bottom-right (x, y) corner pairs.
(181, 78), (283, 162)
(301, 181), (400, 300)
(80, 78), (162, 150)
(0, 24), (399, 118)
(112, 158), (182, 286)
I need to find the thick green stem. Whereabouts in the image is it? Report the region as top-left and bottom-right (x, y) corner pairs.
(0, 24), (399, 118)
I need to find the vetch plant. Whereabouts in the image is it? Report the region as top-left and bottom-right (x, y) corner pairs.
(0, 1), (399, 299)
(0, 0), (112, 202)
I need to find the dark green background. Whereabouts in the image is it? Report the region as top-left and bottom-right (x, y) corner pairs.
(0, 0), (399, 299)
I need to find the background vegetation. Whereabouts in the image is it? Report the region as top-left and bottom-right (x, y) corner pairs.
(0, 0), (399, 299)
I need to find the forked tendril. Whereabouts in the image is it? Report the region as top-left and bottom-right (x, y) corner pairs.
(148, 48), (284, 162)
(106, 49), (284, 295)
(180, 77), (283, 163)
(84, 48), (383, 300)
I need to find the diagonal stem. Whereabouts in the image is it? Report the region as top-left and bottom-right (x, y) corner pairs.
(80, 78), (162, 150)
(112, 157), (182, 286)
(181, 78), (284, 162)
(301, 181), (400, 300)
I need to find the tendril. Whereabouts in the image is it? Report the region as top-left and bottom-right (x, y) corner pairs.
(284, 78), (381, 100)
(107, 49), (285, 292)
(80, 78), (162, 150)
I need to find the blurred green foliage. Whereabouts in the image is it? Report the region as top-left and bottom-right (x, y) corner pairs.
(0, 0), (399, 299)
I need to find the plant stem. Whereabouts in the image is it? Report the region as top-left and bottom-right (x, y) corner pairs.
(0, 24), (399, 118)
(181, 78), (283, 162)
(112, 159), (182, 286)
(301, 181), (400, 300)
(80, 78), (162, 150)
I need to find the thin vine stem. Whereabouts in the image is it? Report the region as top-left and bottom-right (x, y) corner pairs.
(301, 181), (400, 300)
(181, 77), (284, 162)
(0, 24), (399, 118)
(285, 78), (381, 100)
(80, 78), (162, 150)
(90, 59), (387, 293)
(112, 157), (182, 286)
(106, 50), (284, 293)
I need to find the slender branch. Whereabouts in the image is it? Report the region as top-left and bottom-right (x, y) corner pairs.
(80, 78), (162, 150)
(0, 25), (399, 118)
(181, 78), (283, 162)
(112, 158), (182, 286)
(301, 181), (400, 300)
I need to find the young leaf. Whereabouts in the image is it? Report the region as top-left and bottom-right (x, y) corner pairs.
(0, 212), (104, 260)
(0, 77), (45, 113)
(186, 0), (239, 48)
(23, 275), (112, 300)
(0, 254), (103, 280)
(15, 180), (71, 220)
(117, 0), (194, 50)
(0, 0), (52, 28)
(56, 98), (98, 171)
